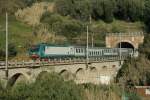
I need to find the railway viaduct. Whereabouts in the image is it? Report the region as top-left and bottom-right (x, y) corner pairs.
(0, 32), (144, 88)
(0, 60), (123, 88)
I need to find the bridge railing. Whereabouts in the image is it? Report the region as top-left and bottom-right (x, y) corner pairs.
(0, 55), (128, 69)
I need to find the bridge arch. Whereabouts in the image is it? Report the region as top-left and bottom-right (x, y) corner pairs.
(76, 68), (85, 78)
(76, 68), (85, 74)
(36, 71), (49, 81)
(7, 73), (30, 88)
(90, 67), (97, 72)
(59, 69), (74, 80)
(59, 69), (68, 75)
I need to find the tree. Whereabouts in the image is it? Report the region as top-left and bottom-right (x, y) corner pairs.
(55, 0), (75, 16)
(41, 12), (84, 42)
(55, 0), (92, 21)
(139, 34), (150, 60)
(116, 0), (144, 21)
(58, 19), (84, 40)
(102, 0), (116, 22)
(117, 56), (150, 89)
(91, 0), (104, 20)
(8, 43), (17, 58)
(144, 0), (150, 31)
(74, 0), (92, 21)
(55, 0), (116, 22)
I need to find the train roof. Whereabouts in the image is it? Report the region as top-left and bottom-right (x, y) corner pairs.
(34, 43), (133, 50)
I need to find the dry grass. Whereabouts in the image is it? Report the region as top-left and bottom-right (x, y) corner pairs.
(15, 2), (54, 26)
(83, 85), (121, 100)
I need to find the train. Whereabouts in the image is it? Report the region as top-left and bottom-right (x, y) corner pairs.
(28, 43), (134, 60)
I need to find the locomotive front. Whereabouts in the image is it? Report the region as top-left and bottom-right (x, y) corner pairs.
(28, 45), (40, 59)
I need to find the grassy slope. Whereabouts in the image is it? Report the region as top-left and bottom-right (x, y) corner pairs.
(77, 20), (144, 46)
(0, 15), (145, 60)
(0, 15), (33, 60)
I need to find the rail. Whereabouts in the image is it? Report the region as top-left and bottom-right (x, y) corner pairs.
(0, 56), (128, 69)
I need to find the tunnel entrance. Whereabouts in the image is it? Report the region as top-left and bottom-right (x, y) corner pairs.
(117, 42), (134, 49)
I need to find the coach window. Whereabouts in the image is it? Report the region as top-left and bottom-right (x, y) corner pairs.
(76, 49), (78, 53)
(92, 51), (93, 56)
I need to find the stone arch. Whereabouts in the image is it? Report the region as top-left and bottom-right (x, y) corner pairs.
(7, 73), (30, 88)
(76, 68), (85, 79)
(90, 67), (97, 73)
(36, 71), (49, 80)
(59, 69), (74, 80)
(59, 69), (68, 75)
(76, 68), (85, 74)
(89, 67), (97, 78)
(116, 40), (135, 49)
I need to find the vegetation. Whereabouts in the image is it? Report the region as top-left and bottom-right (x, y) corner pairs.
(116, 34), (150, 100)
(0, 73), (141, 100)
(0, 0), (150, 99)
(0, 16), (32, 60)
(55, 0), (145, 22)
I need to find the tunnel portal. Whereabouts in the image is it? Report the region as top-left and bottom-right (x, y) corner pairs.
(117, 42), (134, 49)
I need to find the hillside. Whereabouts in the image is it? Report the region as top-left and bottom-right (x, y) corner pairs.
(0, 15), (145, 59)
(0, 0), (150, 100)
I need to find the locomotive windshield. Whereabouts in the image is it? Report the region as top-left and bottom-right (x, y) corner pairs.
(30, 45), (40, 52)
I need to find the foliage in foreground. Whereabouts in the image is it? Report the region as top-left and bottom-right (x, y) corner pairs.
(0, 73), (141, 100)
(117, 34), (150, 88)
(0, 73), (84, 100)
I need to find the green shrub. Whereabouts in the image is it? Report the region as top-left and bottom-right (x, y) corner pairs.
(2, 73), (84, 100)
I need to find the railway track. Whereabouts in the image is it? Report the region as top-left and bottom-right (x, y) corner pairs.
(0, 56), (126, 69)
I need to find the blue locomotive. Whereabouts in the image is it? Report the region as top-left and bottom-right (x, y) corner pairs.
(28, 43), (133, 60)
